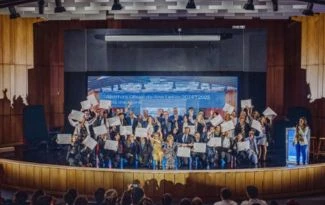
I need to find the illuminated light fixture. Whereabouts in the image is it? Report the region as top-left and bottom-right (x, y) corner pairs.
(111, 0), (122, 10)
(104, 35), (221, 42)
(8, 6), (20, 19)
(54, 0), (66, 13)
(243, 0), (255, 10)
(186, 0), (196, 9)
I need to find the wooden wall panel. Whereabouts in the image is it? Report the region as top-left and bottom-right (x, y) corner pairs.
(1, 159), (324, 202)
(0, 15), (40, 146)
(291, 14), (325, 137)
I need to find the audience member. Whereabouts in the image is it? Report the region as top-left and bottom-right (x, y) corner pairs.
(104, 189), (118, 205)
(130, 187), (145, 204)
(36, 195), (54, 205)
(286, 199), (300, 205)
(191, 197), (203, 205)
(13, 191), (28, 205)
(179, 198), (191, 205)
(73, 197), (87, 205)
(31, 190), (45, 205)
(120, 190), (132, 205)
(94, 188), (105, 205)
(138, 197), (153, 205)
(270, 200), (279, 205)
(161, 193), (173, 205)
(63, 189), (78, 205)
(0, 192), (5, 205)
(214, 188), (237, 205)
(240, 186), (267, 205)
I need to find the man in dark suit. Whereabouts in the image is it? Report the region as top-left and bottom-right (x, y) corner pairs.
(176, 126), (194, 167)
(176, 127), (194, 144)
(160, 111), (172, 139)
(169, 107), (183, 132)
(126, 111), (138, 133)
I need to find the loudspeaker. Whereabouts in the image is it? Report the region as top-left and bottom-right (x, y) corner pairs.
(23, 105), (48, 144)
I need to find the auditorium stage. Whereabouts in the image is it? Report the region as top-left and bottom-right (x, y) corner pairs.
(0, 158), (324, 202)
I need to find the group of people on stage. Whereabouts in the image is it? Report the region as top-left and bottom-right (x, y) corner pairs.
(65, 98), (280, 169)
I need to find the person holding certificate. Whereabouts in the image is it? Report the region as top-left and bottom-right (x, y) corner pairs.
(176, 127), (194, 167)
(150, 133), (164, 169)
(293, 117), (310, 165)
(66, 135), (82, 166)
(107, 133), (125, 168)
(137, 137), (152, 168)
(257, 116), (270, 161)
(125, 134), (138, 167)
(235, 117), (250, 138)
(191, 132), (207, 169)
(195, 113), (206, 135)
(163, 135), (178, 169)
(160, 111), (172, 139)
(169, 107), (183, 133)
(126, 111), (138, 134)
(219, 131), (233, 165)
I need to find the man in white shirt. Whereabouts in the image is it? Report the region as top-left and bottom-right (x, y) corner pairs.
(240, 186), (267, 205)
(214, 187), (237, 205)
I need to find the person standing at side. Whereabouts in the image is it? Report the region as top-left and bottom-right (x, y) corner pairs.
(293, 117), (310, 165)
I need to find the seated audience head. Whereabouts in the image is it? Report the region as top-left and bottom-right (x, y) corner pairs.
(179, 198), (191, 205)
(73, 197), (87, 205)
(64, 189), (78, 205)
(246, 185), (259, 199)
(120, 190), (132, 205)
(36, 195), (54, 205)
(130, 186), (145, 204)
(270, 200), (279, 205)
(191, 197), (203, 205)
(138, 197), (153, 205)
(220, 187), (232, 200)
(13, 191), (28, 205)
(94, 188), (105, 205)
(104, 189), (118, 205)
(161, 193), (173, 205)
(31, 190), (45, 205)
(286, 199), (300, 205)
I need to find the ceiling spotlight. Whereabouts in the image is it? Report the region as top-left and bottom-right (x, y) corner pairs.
(243, 0), (255, 10)
(8, 6), (20, 19)
(38, 0), (45, 14)
(54, 0), (66, 13)
(111, 0), (122, 10)
(272, 0), (278, 11)
(186, 0), (196, 9)
(302, 2), (314, 16)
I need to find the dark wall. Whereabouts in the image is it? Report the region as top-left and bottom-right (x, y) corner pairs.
(30, 19), (301, 134)
(64, 28), (267, 72)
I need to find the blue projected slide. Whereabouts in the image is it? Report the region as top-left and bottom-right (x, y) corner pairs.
(87, 76), (238, 116)
(286, 127), (297, 163)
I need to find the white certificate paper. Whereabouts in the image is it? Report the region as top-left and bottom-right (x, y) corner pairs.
(104, 140), (118, 151)
(57, 134), (72, 144)
(193, 143), (207, 153)
(177, 147), (191, 158)
(82, 136), (97, 150)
